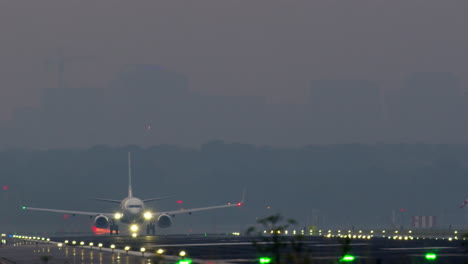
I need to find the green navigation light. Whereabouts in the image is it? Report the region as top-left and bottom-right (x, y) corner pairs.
(425, 253), (437, 260)
(21, 206), (26, 210)
(178, 259), (192, 264)
(259, 257), (272, 264)
(340, 254), (356, 262)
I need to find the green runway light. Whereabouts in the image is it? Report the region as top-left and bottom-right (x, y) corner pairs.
(340, 254), (356, 262)
(178, 259), (192, 264)
(425, 253), (437, 260)
(259, 257), (272, 264)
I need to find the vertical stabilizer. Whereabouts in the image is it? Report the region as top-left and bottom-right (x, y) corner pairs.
(128, 152), (133, 197)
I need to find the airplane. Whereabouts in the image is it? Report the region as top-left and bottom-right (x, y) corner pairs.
(22, 152), (245, 235)
(460, 198), (468, 208)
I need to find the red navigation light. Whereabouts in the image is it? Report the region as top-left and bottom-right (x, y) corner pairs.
(177, 200), (183, 204)
(2, 185), (8, 190)
(237, 202), (242, 207)
(400, 209), (405, 212)
(63, 214), (70, 220)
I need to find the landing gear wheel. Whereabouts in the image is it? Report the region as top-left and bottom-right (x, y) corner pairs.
(109, 224), (119, 235)
(146, 223), (156, 235)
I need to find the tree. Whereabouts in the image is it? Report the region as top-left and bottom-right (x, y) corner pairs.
(247, 214), (311, 264)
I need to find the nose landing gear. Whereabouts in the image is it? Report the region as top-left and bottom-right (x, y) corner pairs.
(146, 222), (156, 235)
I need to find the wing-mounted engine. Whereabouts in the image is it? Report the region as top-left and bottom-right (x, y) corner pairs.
(157, 214), (172, 228)
(94, 214), (109, 229)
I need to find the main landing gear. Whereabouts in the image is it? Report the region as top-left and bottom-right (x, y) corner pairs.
(147, 222), (156, 235)
(110, 220), (119, 235)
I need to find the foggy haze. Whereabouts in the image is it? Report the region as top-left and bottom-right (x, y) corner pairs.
(0, 1), (467, 146)
(0, 1), (467, 235)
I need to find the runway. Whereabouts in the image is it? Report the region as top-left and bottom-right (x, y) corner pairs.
(11, 234), (465, 264)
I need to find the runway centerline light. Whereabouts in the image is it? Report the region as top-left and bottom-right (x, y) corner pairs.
(425, 253), (437, 261)
(340, 254), (356, 262)
(259, 257), (272, 264)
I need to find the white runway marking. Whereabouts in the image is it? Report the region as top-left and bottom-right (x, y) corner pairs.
(382, 247), (455, 250)
(148, 242), (370, 247)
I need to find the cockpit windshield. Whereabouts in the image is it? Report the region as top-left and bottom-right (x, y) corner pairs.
(128, 205), (142, 208)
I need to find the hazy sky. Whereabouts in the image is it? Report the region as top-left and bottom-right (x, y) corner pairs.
(1, 0), (467, 120)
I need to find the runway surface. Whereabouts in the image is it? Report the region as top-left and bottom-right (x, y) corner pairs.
(51, 234), (468, 263)
(3, 234), (468, 264)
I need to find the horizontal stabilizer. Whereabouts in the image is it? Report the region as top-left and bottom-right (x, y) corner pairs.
(142, 196), (173, 202)
(91, 198), (122, 203)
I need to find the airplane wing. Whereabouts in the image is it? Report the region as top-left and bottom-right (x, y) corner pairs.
(156, 190), (246, 216)
(91, 198), (122, 203)
(460, 199), (468, 208)
(142, 196), (173, 203)
(21, 206), (113, 217)
(158, 202), (243, 216)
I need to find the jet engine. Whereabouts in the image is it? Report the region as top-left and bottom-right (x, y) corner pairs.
(157, 214), (172, 228)
(93, 215), (109, 229)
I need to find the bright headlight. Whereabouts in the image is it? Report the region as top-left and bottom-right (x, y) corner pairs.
(130, 224), (139, 232)
(114, 213), (122, 219)
(144, 212), (152, 220)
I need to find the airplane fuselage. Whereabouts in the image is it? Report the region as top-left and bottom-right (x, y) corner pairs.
(120, 197), (146, 224)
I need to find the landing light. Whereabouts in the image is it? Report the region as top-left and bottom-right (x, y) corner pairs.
(130, 224), (139, 232)
(114, 213), (122, 220)
(144, 212), (152, 220)
(132, 233), (137, 238)
(156, 248), (165, 254)
(179, 250), (187, 257)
